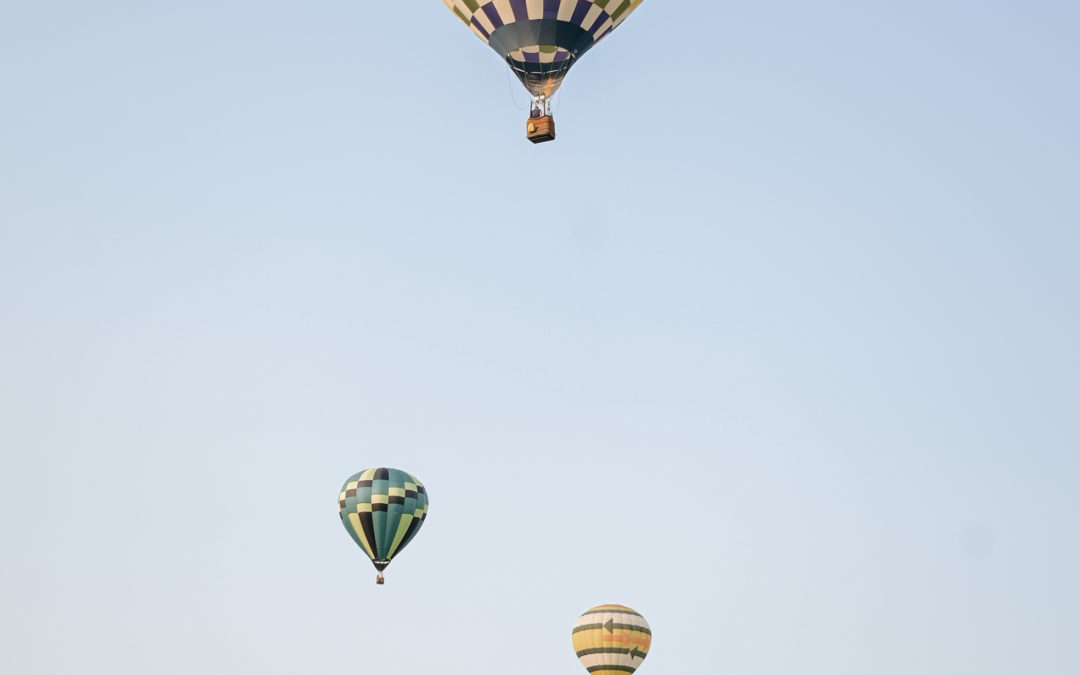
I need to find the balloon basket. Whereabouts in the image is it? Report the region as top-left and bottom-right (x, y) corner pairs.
(526, 115), (556, 143)
(376, 573), (385, 585)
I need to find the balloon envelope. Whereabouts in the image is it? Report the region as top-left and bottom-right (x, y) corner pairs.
(572, 604), (652, 675)
(338, 467), (429, 572)
(444, 0), (644, 97)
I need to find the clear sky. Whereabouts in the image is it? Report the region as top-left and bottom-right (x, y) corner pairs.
(1, 1), (1078, 673)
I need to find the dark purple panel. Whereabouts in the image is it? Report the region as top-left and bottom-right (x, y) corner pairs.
(570, 0), (592, 26)
(482, 3), (504, 28)
(586, 9), (610, 34)
(471, 16), (491, 39)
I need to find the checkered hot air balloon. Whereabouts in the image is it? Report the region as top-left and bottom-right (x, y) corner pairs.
(338, 468), (429, 584)
(573, 604), (652, 675)
(443, 0), (644, 142)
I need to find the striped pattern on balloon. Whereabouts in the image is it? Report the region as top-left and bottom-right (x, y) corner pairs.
(572, 604), (652, 675)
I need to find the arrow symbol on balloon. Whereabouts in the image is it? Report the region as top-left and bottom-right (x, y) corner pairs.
(603, 632), (650, 647)
(629, 647), (646, 660)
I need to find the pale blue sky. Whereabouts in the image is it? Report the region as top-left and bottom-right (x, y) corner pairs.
(1, 1), (1078, 674)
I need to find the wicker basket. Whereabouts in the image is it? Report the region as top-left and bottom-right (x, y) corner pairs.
(526, 115), (556, 143)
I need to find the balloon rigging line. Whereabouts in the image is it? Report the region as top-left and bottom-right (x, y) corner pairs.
(506, 67), (527, 111)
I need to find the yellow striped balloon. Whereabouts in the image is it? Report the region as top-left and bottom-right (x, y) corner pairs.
(572, 604), (652, 675)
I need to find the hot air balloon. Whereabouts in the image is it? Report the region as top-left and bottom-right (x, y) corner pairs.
(338, 467), (429, 584)
(443, 0), (645, 143)
(573, 604), (652, 675)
